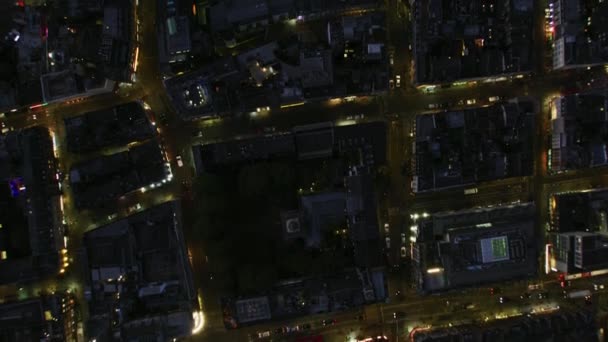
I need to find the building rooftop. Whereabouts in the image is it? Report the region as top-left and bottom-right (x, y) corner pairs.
(98, 0), (133, 82)
(84, 201), (195, 341)
(413, 202), (537, 292)
(414, 101), (535, 192)
(165, 61), (239, 120)
(64, 101), (154, 153)
(0, 127), (63, 285)
(551, 93), (608, 171)
(346, 172), (382, 268)
(69, 140), (169, 208)
(551, 188), (608, 233)
(0, 294), (77, 341)
(551, 0), (608, 69)
(413, 0), (533, 84)
(193, 121), (386, 172)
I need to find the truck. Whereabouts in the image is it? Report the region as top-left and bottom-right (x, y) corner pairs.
(565, 290), (591, 299)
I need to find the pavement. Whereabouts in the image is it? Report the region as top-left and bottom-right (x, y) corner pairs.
(2, 0), (608, 341)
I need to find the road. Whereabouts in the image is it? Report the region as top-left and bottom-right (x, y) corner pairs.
(2, 0), (608, 341)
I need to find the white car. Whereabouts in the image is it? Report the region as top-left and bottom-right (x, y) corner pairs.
(385, 237), (391, 249)
(488, 96), (501, 102)
(395, 75), (401, 87)
(257, 331), (271, 338)
(176, 155), (184, 167)
(384, 223), (390, 233)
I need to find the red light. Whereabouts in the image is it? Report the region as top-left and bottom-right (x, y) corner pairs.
(29, 103), (43, 109)
(16, 0), (24, 7)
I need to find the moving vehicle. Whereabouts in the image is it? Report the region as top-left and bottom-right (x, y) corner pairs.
(396, 75), (401, 87)
(464, 188), (478, 195)
(565, 290), (591, 299)
(488, 96), (501, 102)
(176, 155), (183, 167)
(393, 311), (406, 319)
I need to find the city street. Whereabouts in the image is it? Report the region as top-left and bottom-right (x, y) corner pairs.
(3, 0), (608, 341)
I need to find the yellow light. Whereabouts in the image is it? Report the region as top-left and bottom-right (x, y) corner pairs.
(0, 251), (6, 260)
(426, 267), (443, 274)
(191, 310), (205, 335)
(280, 101), (305, 109)
(133, 47), (140, 73)
(545, 244), (552, 274)
(192, 3), (197, 16)
(59, 268), (65, 274)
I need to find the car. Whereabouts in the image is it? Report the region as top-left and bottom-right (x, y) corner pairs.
(389, 79), (395, 89)
(427, 103), (439, 109)
(400, 246), (407, 258)
(466, 99), (476, 105)
(538, 292), (549, 299)
(499, 296), (509, 304)
(520, 292), (531, 299)
(263, 126), (276, 133)
(396, 75), (401, 87)
(384, 223), (390, 233)
(322, 319), (336, 326)
(594, 283), (605, 290)
(128, 203), (142, 213)
(346, 113), (365, 120)
(401, 233), (406, 244)
(176, 155), (183, 167)
(257, 330), (271, 338)
(488, 96), (501, 102)
(393, 311), (406, 319)
(462, 303), (475, 310)
(385, 236), (391, 249)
